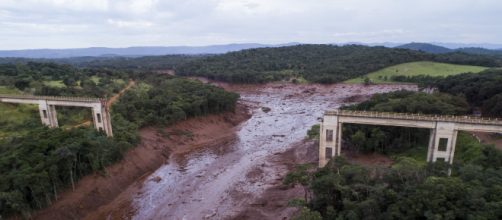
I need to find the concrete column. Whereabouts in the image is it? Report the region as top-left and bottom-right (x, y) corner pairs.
(38, 100), (58, 128)
(91, 101), (113, 137)
(319, 121), (326, 167)
(38, 100), (51, 127)
(319, 114), (340, 167)
(336, 122), (342, 156)
(429, 122), (457, 164)
(49, 105), (58, 127)
(426, 126), (436, 162)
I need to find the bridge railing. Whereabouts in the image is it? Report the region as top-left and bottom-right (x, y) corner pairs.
(325, 110), (502, 126)
(0, 94), (103, 103)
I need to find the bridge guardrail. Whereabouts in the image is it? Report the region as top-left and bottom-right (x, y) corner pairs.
(0, 94), (103, 103)
(326, 110), (502, 126)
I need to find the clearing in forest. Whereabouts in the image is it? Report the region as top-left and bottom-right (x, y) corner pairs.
(345, 61), (488, 83)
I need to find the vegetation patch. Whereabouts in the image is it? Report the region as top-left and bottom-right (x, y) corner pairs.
(434, 69), (502, 117)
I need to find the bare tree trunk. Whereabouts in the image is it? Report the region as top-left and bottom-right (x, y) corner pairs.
(53, 181), (58, 201)
(70, 168), (75, 191)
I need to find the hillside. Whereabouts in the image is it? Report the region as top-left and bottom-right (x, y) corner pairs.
(176, 44), (502, 83)
(396, 43), (452, 54)
(397, 42), (502, 56)
(176, 44), (436, 83)
(345, 61), (488, 83)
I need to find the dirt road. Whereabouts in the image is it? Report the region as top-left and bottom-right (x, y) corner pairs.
(107, 80), (136, 108)
(72, 80), (136, 129)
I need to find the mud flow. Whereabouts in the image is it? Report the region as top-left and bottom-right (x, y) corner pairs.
(130, 83), (416, 219)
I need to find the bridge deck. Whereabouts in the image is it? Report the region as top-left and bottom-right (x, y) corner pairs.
(326, 110), (502, 126)
(0, 94), (102, 103)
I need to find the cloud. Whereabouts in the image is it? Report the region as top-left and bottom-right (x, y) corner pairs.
(0, 0), (501, 49)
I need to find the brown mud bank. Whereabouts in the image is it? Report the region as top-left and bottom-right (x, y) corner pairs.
(32, 103), (251, 220)
(230, 140), (318, 220)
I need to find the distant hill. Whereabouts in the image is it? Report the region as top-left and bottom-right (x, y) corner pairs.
(456, 47), (502, 56)
(396, 43), (453, 54)
(2, 42), (502, 59)
(396, 42), (502, 56)
(0, 43), (300, 58)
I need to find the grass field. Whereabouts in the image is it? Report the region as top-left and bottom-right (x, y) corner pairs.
(345, 61), (488, 83)
(43, 80), (66, 88)
(0, 86), (21, 94)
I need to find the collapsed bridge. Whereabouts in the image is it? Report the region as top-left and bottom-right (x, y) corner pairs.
(319, 110), (502, 167)
(0, 94), (113, 137)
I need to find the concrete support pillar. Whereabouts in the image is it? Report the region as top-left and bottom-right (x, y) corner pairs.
(427, 122), (457, 164)
(49, 105), (58, 127)
(319, 114), (341, 167)
(38, 100), (58, 128)
(337, 122), (343, 156)
(91, 101), (113, 137)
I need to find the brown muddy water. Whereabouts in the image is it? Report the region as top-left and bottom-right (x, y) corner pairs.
(130, 83), (417, 219)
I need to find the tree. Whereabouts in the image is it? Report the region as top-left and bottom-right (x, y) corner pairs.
(284, 164), (315, 202)
(351, 130), (366, 151)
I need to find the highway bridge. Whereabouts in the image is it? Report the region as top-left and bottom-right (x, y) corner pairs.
(0, 94), (113, 137)
(319, 110), (502, 167)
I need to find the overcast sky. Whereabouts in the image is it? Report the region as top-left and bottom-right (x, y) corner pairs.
(0, 0), (501, 50)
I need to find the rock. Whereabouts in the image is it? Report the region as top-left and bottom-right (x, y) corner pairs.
(151, 176), (162, 183)
(261, 107), (271, 113)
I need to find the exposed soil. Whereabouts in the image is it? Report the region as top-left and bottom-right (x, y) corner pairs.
(471, 132), (502, 150)
(32, 103), (251, 220)
(229, 140), (318, 220)
(107, 80), (136, 109)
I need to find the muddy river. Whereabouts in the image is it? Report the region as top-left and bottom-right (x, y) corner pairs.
(130, 83), (416, 219)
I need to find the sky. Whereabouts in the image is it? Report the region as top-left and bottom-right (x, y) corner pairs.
(0, 0), (501, 50)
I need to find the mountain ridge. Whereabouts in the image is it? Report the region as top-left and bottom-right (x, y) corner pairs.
(1, 42), (502, 58)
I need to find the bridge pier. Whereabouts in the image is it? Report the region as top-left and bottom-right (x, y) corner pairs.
(427, 122), (458, 164)
(319, 115), (342, 167)
(38, 100), (58, 128)
(91, 102), (113, 137)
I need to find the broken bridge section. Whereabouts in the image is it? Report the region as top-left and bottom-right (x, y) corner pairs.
(0, 94), (113, 137)
(319, 110), (502, 167)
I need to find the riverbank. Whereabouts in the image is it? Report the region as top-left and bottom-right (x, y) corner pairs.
(32, 103), (251, 220)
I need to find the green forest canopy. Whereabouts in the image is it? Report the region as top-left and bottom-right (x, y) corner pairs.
(175, 45), (502, 84)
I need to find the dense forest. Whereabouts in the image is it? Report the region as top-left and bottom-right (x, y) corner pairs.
(0, 62), (240, 217)
(0, 62), (131, 97)
(433, 69), (502, 117)
(175, 45), (502, 83)
(2, 45), (502, 85)
(112, 76), (239, 127)
(290, 91), (502, 220)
